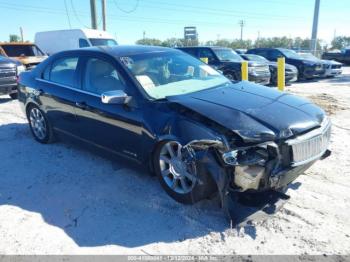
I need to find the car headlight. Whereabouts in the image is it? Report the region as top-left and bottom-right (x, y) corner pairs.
(16, 65), (26, 75)
(248, 67), (256, 74)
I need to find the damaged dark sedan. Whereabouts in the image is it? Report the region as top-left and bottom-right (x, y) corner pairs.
(18, 46), (331, 223)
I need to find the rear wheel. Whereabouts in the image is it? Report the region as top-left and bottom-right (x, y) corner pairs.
(27, 105), (54, 144)
(153, 140), (217, 204)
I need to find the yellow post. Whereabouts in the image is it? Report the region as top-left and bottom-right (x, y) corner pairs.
(241, 61), (249, 81)
(277, 57), (285, 91)
(200, 57), (208, 64)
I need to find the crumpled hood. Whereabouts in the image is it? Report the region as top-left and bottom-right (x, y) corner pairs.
(167, 82), (326, 142)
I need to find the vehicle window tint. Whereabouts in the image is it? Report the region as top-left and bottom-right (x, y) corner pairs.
(0, 44), (44, 56)
(79, 39), (90, 48)
(50, 57), (78, 87)
(181, 48), (197, 57)
(83, 58), (126, 95)
(254, 50), (268, 59)
(268, 50), (282, 60)
(198, 49), (216, 63)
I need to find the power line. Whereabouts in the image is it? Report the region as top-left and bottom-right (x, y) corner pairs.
(112, 0), (139, 13)
(63, 0), (72, 29)
(70, 0), (90, 28)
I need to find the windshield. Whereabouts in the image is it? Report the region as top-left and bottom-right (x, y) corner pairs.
(213, 49), (243, 62)
(245, 54), (268, 63)
(120, 51), (230, 100)
(89, 38), (118, 46)
(1, 44), (45, 57)
(279, 49), (302, 59)
(298, 53), (319, 60)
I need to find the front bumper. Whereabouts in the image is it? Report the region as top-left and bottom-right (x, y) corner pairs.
(303, 67), (325, 78)
(249, 73), (271, 85)
(0, 81), (17, 95)
(324, 68), (342, 77)
(285, 72), (298, 83)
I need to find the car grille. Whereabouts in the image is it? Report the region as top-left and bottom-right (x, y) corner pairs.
(331, 64), (341, 69)
(286, 119), (331, 167)
(0, 68), (16, 78)
(254, 65), (270, 74)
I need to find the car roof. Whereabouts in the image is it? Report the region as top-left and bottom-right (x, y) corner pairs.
(0, 42), (36, 46)
(178, 46), (231, 50)
(57, 45), (178, 57)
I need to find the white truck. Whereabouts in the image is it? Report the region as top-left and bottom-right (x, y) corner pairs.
(35, 29), (118, 55)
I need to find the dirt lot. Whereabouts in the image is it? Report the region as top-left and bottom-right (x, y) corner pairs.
(0, 68), (350, 255)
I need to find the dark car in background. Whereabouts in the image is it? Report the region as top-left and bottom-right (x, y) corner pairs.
(18, 46), (331, 222)
(0, 42), (47, 70)
(240, 53), (298, 85)
(298, 52), (342, 77)
(177, 46), (271, 85)
(0, 55), (25, 99)
(322, 49), (350, 65)
(247, 48), (325, 80)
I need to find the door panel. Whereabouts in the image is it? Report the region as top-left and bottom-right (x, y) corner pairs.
(35, 56), (81, 135)
(73, 56), (144, 160)
(36, 79), (78, 135)
(73, 92), (143, 160)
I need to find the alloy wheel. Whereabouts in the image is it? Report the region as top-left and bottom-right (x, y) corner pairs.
(29, 108), (47, 140)
(159, 141), (197, 194)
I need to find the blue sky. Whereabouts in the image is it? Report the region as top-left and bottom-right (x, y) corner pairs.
(0, 0), (349, 45)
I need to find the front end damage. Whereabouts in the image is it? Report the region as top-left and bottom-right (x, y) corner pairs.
(182, 119), (331, 225)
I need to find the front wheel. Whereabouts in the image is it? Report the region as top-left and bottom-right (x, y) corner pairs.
(224, 71), (239, 81)
(153, 140), (217, 204)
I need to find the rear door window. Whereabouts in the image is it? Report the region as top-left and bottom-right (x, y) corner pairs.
(48, 57), (79, 87)
(268, 50), (282, 60)
(181, 48), (197, 57)
(198, 48), (216, 63)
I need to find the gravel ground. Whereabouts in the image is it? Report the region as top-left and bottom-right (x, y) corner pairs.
(0, 68), (349, 255)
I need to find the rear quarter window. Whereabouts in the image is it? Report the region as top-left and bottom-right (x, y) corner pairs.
(47, 57), (79, 87)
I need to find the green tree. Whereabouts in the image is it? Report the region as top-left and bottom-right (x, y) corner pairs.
(161, 38), (185, 47)
(9, 34), (21, 42)
(135, 38), (162, 46)
(331, 36), (350, 50)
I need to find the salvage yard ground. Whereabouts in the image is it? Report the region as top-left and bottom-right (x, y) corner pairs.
(0, 68), (350, 255)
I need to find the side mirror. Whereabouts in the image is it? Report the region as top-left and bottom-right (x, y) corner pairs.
(101, 90), (129, 104)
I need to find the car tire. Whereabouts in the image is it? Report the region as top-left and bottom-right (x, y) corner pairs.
(27, 105), (54, 144)
(9, 93), (18, 100)
(224, 71), (238, 81)
(153, 140), (217, 204)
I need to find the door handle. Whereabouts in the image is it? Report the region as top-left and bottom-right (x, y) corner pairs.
(75, 101), (87, 110)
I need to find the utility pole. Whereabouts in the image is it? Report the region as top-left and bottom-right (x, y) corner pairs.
(19, 27), (24, 42)
(238, 20), (245, 41)
(90, 0), (98, 29)
(310, 0), (320, 55)
(101, 0), (106, 31)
